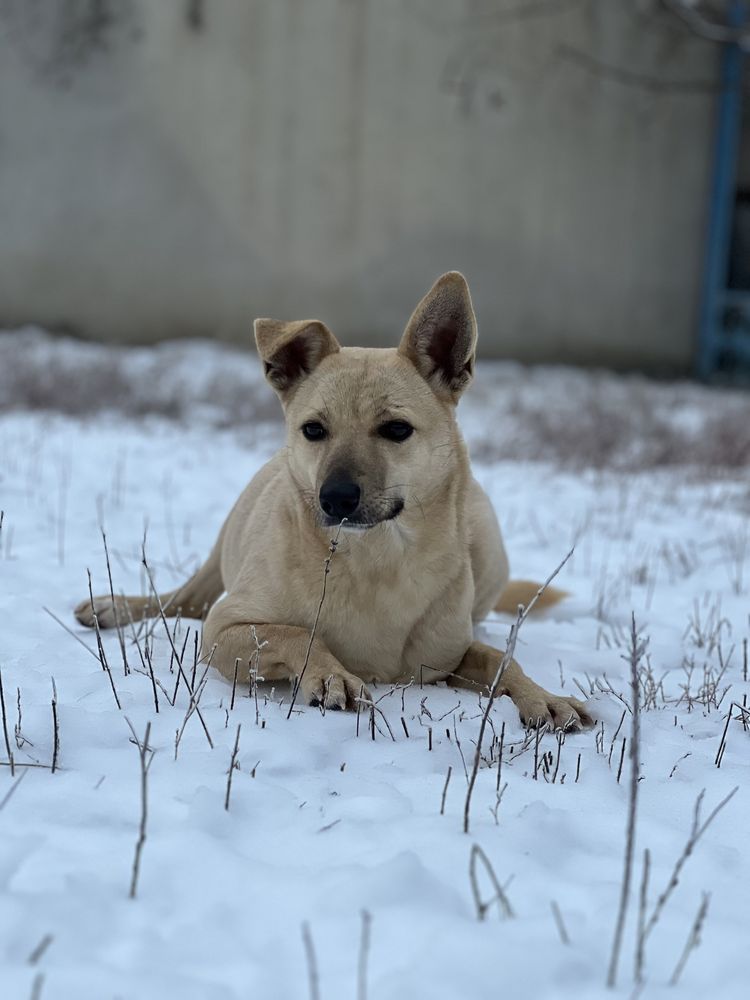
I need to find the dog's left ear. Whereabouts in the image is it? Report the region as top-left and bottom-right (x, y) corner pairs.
(254, 318), (340, 396)
(398, 271), (477, 402)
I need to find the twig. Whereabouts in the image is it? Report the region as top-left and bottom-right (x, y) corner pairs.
(230, 658), (240, 711)
(469, 843), (513, 920)
(288, 520), (346, 719)
(551, 900), (570, 945)
(662, 0), (750, 46)
(170, 626), (193, 706)
(141, 550), (213, 748)
(86, 570), (122, 710)
(714, 703), (734, 767)
(301, 922), (320, 1000)
(0, 664), (14, 775)
(126, 718), (154, 899)
(670, 893), (711, 986)
(144, 645), (160, 714)
(174, 664), (212, 758)
(496, 720), (506, 791)
(552, 730), (563, 784)
(642, 786), (737, 943)
(0, 769), (27, 811)
(42, 607), (98, 661)
(225, 724), (241, 811)
(464, 548), (574, 834)
(440, 765), (453, 816)
(50, 679), (59, 774)
(634, 848), (650, 984)
(27, 933), (53, 965)
(616, 737), (627, 784)
(101, 529), (129, 675)
(606, 613), (645, 989)
(358, 909), (372, 1000)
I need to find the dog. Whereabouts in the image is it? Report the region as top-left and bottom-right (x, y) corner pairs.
(76, 272), (593, 730)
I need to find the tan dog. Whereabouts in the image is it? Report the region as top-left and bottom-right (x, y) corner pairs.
(76, 272), (592, 729)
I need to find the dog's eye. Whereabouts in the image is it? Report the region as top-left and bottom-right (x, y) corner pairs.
(302, 421), (328, 441)
(378, 420), (414, 442)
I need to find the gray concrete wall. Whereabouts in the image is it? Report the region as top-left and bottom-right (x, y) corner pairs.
(0, 0), (718, 368)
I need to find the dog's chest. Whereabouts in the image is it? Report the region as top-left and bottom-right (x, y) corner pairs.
(308, 546), (443, 682)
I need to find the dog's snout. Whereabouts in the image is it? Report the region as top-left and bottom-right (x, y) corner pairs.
(319, 478), (361, 520)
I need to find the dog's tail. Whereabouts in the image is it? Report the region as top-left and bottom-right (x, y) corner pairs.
(495, 579), (569, 615)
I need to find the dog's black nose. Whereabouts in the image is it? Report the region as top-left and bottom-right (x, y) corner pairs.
(319, 478), (361, 520)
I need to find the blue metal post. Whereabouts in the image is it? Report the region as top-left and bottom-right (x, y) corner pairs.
(696, 3), (746, 379)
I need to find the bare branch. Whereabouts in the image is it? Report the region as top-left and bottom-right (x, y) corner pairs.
(464, 548), (574, 834)
(126, 718), (153, 899)
(607, 613), (645, 989)
(288, 519), (347, 719)
(469, 843), (514, 921)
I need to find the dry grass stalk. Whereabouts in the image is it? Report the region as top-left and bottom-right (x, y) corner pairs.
(463, 548), (574, 834)
(440, 765), (453, 816)
(50, 678), (59, 774)
(126, 718), (154, 899)
(225, 724), (241, 811)
(301, 922), (320, 1000)
(249, 624), (267, 725)
(0, 664), (15, 775)
(469, 843), (513, 920)
(551, 730), (564, 784)
(358, 909), (372, 1000)
(86, 569), (122, 710)
(606, 613), (645, 989)
(170, 626), (193, 706)
(141, 550), (213, 748)
(230, 658), (240, 711)
(174, 663), (212, 759)
(634, 848), (650, 984)
(27, 933), (53, 965)
(640, 786), (737, 946)
(551, 900), (570, 945)
(670, 893), (711, 986)
(101, 529), (129, 675)
(143, 645), (160, 714)
(288, 519), (347, 719)
(496, 720), (506, 790)
(616, 738), (627, 784)
(42, 606), (98, 662)
(0, 769), (27, 811)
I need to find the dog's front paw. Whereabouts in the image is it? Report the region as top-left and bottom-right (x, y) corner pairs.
(301, 663), (372, 712)
(75, 595), (120, 629)
(511, 686), (594, 732)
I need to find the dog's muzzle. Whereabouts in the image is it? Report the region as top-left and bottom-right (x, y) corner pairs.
(319, 477), (361, 520)
(318, 476), (404, 529)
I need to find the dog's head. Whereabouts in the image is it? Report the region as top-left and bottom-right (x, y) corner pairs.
(254, 272), (477, 532)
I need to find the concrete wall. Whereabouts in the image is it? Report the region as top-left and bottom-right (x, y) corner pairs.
(0, 0), (718, 367)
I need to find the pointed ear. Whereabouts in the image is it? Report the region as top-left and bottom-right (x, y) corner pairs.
(398, 272), (477, 402)
(254, 318), (340, 395)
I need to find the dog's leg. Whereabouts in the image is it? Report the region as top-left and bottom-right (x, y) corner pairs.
(202, 599), (371, 711)
(448, 640), (593, 730)
(75, 543), (224, 629)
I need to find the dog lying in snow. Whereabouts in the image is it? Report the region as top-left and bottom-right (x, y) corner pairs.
(76, 272), (593, 729)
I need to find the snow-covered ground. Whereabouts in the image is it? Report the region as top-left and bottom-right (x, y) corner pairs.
(1, 335), (749, 999)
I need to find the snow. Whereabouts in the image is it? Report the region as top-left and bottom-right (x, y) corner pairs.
(1, 338), (749, 999)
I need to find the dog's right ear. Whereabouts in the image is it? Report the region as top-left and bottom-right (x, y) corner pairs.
(398, 271), (477, 403)
(254, 318), (340, 396)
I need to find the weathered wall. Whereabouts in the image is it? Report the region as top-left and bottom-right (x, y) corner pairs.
(0, 0), (718, 367)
